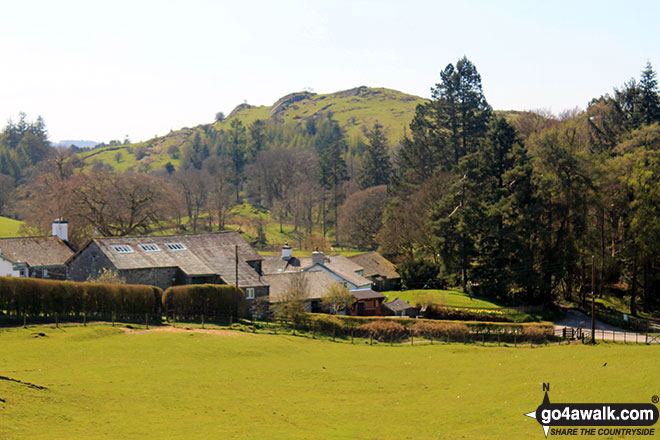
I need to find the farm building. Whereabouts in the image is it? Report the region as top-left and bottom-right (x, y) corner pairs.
(348, 252), (401, 291)
(262, 246), (386, 316)
(0, 235), (74, 280)
(0, 219), (74, 280)
(382, 297), (417, 317)
(66, 232), (269, 301)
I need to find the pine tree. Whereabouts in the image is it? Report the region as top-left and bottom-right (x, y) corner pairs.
(636, 61), (660, 126)
(357, 121), (392, 189)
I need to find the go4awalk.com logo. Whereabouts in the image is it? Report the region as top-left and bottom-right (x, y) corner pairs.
(524, 384), (659, 437)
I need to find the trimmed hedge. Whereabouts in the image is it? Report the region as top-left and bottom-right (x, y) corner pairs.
(0, 276), (162, 320)
(298, 313), (554, 343)
(162, 284), (246, 320)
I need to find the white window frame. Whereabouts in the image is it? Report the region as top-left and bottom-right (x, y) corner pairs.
(164, 242), (186, 251)
(246, 287), (255, 299)
(111, 244), (134, 254)
(138, 243), (161, 252)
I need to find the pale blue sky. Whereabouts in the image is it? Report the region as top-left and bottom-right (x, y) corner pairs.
(1, 0), (658, 143)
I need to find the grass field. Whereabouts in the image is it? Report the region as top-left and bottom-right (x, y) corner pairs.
(1, 324), (657, 439)
(383, 289), (501, 309)
(0, 216), (24, 238)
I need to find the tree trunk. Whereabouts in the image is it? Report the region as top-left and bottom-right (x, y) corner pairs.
(630, 260), (638, 316)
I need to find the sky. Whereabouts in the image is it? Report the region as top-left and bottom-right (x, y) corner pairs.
(1, 0), (659, 144)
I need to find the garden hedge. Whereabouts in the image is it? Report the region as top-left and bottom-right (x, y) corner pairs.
(162, 284), (246, 320)
(0, 276), (162, 320)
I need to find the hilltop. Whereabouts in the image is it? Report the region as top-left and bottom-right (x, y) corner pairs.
(77, 87), (426, 172)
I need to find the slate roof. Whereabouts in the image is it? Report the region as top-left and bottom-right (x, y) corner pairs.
(351, 289), (386, 300)
(82, 232), (265, 287)
(0, 236), (74, 267)
(262, 255), (303, 274)
(383, 297), (415, 312)
(348, 252), (400, 280)
(262, 271), (338, 302)
(262, 252), (372, 288)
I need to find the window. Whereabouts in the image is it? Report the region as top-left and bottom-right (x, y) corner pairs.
(246, 288), (255, 299)
(138, 243), (161, 252)
(111, 244), (134, 254)
(165, 242), (186, 251)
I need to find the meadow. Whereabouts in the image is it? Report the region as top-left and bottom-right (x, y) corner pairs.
(0, 217), (23, 238)
(1, 324), (657, 439)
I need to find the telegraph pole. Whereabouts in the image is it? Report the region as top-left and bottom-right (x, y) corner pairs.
(591, 255), (596, 345)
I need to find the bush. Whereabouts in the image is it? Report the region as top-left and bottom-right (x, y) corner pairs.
(0, 276), (162, 321)
(413, 321), (470, 341)
(424, 305), (511, 322)
(162, 284), (246, 320)
(522, 325), (552, 342)
(357, 320), (407, 342)
(309, 314), (346, 337)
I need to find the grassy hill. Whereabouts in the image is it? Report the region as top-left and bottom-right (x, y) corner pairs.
(1, 324), (657, 439)
(216, 87), (425, 144)
(0, 216), (24, 238)
(77, 87), (426, 173)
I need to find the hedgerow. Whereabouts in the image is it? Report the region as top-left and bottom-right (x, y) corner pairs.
(162, 284), (246, 320)
(0, 276), (162, 321)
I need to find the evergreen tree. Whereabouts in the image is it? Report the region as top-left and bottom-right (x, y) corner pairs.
(314, 115), (348, 239)
(227, 119), (248, 203)
(357, 121), (392, 189)
(636, 61), (660, 126)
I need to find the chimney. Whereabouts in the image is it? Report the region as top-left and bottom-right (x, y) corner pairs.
(52, 218), (68, 242)
(312, 248), (324, 266)
(281, 243), (292, 261)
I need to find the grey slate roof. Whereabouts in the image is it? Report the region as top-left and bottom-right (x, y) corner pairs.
(262, 271), (338, 302)
(86, 232), (265, 287)
(383, 297), (415, 312)
(262, 252), (372, 288)
(261, 255), (303, 274)
(0, 236), (74, 267)
(348, 252), (400, 280)
(352, 289), (386, 300)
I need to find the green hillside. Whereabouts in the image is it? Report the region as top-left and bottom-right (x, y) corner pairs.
(78, 87), (426, 172)
(0, 216), (24, 237)
(216, 87), (425, 144)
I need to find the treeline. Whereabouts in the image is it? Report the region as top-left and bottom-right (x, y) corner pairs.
(380, 58), (660, 312)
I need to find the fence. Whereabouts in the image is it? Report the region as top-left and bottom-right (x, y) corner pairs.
(553, 326), (660, 344)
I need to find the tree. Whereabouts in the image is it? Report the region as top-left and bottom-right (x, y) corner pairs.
(635, 62), (660, 126)
(314, 115), (348, 240)
(227, 119), (248, 203)
(274, 272), (309, 327)
(357, 121), (392, 189)
(215, 111), (225, 122)
(338, 185), (387, 250)
(69, 171), (173, 237)
(0, 174), (15, 215)
(321, 282), (355, 314)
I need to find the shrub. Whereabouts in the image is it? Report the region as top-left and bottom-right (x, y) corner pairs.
(0, 276), (162, 321)
(309, 314), (346, 337)
(357, 320), (407, 342)
(522, 325), (552, 342)
(413, 321), (470, 341)
(162, 284), (246, 320)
